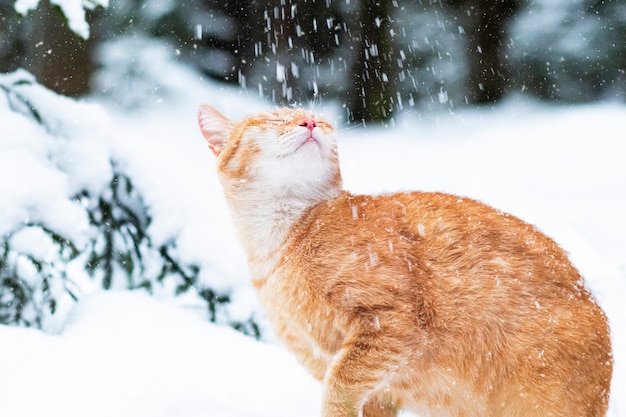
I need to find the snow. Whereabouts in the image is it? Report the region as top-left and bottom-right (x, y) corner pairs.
(1, 59), (626, 416)
(0, 291), (321, 417)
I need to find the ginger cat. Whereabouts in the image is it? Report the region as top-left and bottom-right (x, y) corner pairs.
(197, 105), (612, 417)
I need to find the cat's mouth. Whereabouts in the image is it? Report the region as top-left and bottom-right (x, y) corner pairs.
(297, 134), (319, 150)
(278, 128), (324, 158)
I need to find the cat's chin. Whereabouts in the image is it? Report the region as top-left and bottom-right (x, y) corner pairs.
(277, 138), (318, 159)
(299, 136), (317, 147)
(262, 161), (337, 197)
(276, 136), (339, 199)
(291, 138), (322, 160)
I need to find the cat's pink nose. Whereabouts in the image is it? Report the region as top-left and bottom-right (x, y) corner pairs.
(299, 118), (317, 132)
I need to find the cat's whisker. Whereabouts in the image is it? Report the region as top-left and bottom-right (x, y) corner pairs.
(334, 121), (367, 133)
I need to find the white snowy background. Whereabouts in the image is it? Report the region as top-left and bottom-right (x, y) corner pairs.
(1, 39), (625, 416)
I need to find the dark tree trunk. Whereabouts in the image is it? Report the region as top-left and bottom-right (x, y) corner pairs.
(0, 2), (27, 74)
(346, 0), (395, 125)
(22, 0), (95, 97)
(446, 0), (525, 104)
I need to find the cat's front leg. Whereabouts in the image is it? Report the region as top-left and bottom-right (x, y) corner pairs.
(361, 395), (398, 417)
(322, 330), (400, 417)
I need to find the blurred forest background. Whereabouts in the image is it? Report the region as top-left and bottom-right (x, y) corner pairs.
(1, 0), (626, 334)
(2, 0), (625, 124)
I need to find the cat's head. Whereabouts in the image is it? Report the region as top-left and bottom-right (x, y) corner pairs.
(198, 105), (342, 201)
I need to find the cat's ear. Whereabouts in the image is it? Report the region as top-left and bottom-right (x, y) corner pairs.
(198, 105), (234, 156)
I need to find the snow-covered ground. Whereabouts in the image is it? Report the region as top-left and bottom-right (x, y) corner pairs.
(1, 64), (625, 416)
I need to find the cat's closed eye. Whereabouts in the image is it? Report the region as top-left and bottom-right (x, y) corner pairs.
(266, 118), (290, 125)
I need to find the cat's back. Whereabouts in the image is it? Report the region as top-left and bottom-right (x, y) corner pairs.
(292, 190), (604, 320)
(293, 191), (561, 269)
(282, 190), (611, 416)
(287, 190), (606, 341)
(296, 190), (583, 292)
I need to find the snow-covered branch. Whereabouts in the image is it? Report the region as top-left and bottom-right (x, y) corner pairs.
(0, 70), (258, 336)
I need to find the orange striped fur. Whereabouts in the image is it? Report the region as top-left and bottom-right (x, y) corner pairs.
(198, 105), (612, 417)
